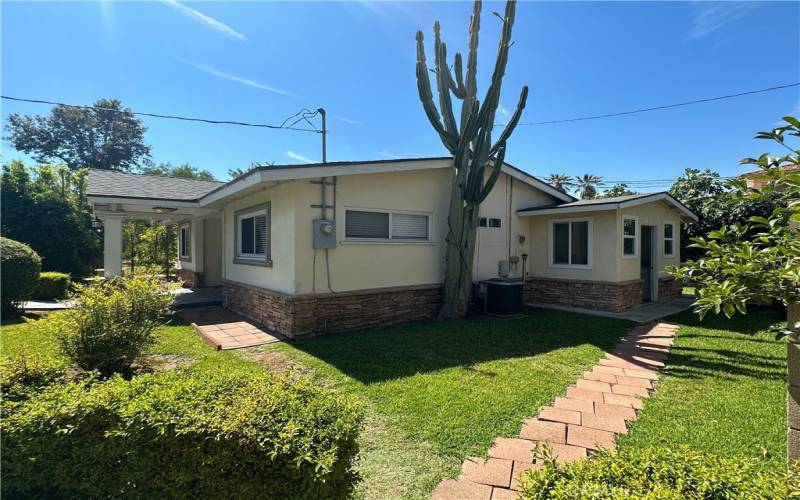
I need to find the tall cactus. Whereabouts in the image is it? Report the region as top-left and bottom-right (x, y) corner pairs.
(416, 0), (528, 318)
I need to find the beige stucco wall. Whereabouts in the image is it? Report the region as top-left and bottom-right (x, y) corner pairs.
(525, 210), (619, 282)
(222, 182), (296, 294)
(615, 201), (684, 282)
(292, 169), (451, 294)
(475, 174), (561, 280)
(176, 218), (202, 273)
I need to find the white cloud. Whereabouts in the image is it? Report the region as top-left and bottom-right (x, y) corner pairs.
(378, 151), (402, 159)
(286, 150), (314, 163)
(181, 59), (294, 96)
(498, 106), (510, 120)
(163, 0), (246, 41)
(687, 4), (756, 40)
(335, 115), (364, 126)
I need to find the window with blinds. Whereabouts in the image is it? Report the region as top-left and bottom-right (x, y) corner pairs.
(236, 205), (270, 260)
(345, 209), (429, 241)
(551, 219), (592, 267)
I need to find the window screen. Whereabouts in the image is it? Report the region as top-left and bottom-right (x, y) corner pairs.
(623, 217), (637, 256)
(571, 221), (589, 265)
(237, 207), (269, 258)
(553, 222), (569, 264)
(391, 213), (428, 240)
(346, 211), (389, 239)
(664, 222), (675, 257)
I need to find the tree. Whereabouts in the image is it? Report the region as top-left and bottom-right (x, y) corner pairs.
(575, 173), (603, 200)
(545, 173), (576, 194)
(669, 116), (799, 462)
(669, 167), (793, 260)
(415, 0), (528, 319)
(140, 161), (216, 181)
(0, 161), (101, 275)
(227, 161), (270, 181)
(5, 98), (150, 171)
(598, 183), (637, 198)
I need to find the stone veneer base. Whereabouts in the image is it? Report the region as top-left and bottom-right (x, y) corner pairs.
(657, 276), (683, 303)
(525, 277), (643, 313)
(177, 269), (204, 288)
(222, 280), (443, 339)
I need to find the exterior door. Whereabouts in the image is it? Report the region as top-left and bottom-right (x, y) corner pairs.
(640, 225), (654, 302)
(203, 218), (223, 286)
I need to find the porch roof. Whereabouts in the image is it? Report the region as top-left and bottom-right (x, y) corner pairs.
(517, 192), (698, 221)
(87, 169), (224, 203)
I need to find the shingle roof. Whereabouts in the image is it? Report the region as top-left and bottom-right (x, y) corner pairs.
(87, 169), (224, 202)
(517, 191), (698, 221)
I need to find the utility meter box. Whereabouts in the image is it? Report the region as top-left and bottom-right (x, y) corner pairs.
(313, 219), (337, 249)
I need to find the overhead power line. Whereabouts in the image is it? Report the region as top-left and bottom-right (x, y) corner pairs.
(0, 95), (322, 133)
(504, 82), (800, 127)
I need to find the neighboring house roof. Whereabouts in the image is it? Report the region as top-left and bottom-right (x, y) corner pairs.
(517, 192), (698, 221)
(87, 169), (224, 202)
(738, 163), (799, 178)
(88, 157), (575, 206)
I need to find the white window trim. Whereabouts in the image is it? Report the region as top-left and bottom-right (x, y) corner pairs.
(622, 214), (639, 259)
(179, 223), (191, 261)
(343, 207), (432, 243)
(234, 204), (271, 265)
(663, 220), (676, 258)
(548, 217), (593, 269)
(479, 216), (503, 228)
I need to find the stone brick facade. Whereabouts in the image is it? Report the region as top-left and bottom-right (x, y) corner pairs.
(222, 279), (443, 338)
(657, 276), (683, 303)
(177, 269), (204, 288)
(524, 277), (642, 313)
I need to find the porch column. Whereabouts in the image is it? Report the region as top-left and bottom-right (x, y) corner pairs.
(103, 216), (123, 278)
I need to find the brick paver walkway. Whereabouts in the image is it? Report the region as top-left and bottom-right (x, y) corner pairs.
(177, 306), (286, 350)
(431, 321), (678, 500)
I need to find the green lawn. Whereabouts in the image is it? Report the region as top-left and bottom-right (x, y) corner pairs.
(618, 307), (787, 470)
(264, 311), (631, 498)
(1, 309), (631, 499)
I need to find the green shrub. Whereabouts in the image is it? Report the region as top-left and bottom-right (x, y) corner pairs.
(0, 237), (41, 316)
(0, 353), (71, 404)
(518, 445), (792, 499)
(34, 272), (71, 300)
(38, 276), (174, 375)
(2, 368), (364, 498)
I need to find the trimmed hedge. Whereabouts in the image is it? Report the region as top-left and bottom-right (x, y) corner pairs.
(0, 237), (41, 315)
(518, 445), (794, 499)
(34, 272), (71, 300)
(2, 367), (364, 498)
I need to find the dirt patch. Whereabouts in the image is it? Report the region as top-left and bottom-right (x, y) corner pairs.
(245, 349), (314, 378)
(132, 354), (197, 374)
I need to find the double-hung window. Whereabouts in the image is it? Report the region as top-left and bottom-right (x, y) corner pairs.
(550, 219), (591, 267)
(345, 209), (430, 242)
(663, 221), (676, 257)
(622, 216), (638, 257)
(479, 217), (502, 228)
(179, 223), (191, 261)
(235, 204), (270, 265)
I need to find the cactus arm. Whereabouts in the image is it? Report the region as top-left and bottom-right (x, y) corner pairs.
(490, 85), (527, 156)
(461, 0), (481, 129)
(476, 144), (505, 203)
(433, 23), (458, 135)
(416, 31), (459, 153)
(452, 53), (467, 99)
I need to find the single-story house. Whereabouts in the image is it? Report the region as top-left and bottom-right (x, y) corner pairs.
(87, 157), (697, 337)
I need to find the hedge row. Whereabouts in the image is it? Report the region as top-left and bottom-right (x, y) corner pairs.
(518, 445), (795, 499)
(34, 272), (71, 300)
(2, 365), (364, 498)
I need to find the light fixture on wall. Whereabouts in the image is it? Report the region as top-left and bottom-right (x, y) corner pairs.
(152, 206), (178, 214)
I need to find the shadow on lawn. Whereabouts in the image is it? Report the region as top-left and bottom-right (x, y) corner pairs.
(659, 307), (786, 382)
(286, 309), (633, 384)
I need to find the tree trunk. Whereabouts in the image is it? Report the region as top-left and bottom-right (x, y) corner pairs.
(788, 302), (800, 463)
(440, 169), (480, 320)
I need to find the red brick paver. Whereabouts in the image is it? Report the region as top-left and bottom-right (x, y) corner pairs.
(431, 321), (677, 499)
(177, 306), (285, 350)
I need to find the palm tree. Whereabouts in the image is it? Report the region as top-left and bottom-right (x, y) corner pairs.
(576, 174), (603, 199)
(545, 173), (576, 193)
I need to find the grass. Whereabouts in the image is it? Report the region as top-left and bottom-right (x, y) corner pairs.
(265, 310), (632, 498)
(618, 307), (787, 470)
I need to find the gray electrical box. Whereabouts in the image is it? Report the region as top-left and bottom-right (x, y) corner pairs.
(313, 219), (337, 249)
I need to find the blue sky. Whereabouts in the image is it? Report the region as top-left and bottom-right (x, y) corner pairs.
(2, 1), (798, 188)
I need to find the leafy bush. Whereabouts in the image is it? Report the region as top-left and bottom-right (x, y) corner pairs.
(34, 271), (71, 300)
(0, 353), (70, 404)
(2, 368), (364, 498)
(0, 237), (42, 316)
(518, 445), (793, 499)
(38, 277), (174, 375)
